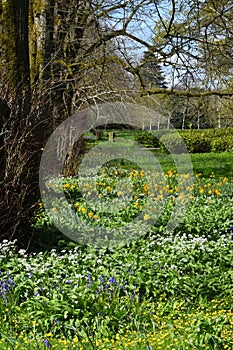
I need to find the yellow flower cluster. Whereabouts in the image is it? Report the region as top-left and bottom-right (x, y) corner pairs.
(40, 170), (233, 228)
(4, 298), (233, 349)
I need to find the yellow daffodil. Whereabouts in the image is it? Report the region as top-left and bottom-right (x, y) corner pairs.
(63, 183), (70, 188)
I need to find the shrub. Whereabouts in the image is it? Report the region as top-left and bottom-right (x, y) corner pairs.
(159, 132), (187, 154)
(211, 135), (233, 152)
(182, 131), (212, 153)
(135, 131), (160, 148)
(135, 128), (233, 154)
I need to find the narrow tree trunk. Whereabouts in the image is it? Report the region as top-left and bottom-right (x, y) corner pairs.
(167, 112), (171, 129)
(43, 0), (55, 82)
(0, 99), (10, 180)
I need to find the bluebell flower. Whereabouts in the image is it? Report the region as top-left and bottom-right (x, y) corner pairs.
(0, 275), (16, 305)
(42, 339), (52, 348)
(99, 275), (105, 284)
(109, 276), (117, 285)
(86, 273), (93, 287)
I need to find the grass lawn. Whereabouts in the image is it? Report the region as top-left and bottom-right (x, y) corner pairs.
(155, 152), (233, 178)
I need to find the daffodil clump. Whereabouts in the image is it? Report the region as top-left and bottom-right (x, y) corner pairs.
(36, 167), (233, 239)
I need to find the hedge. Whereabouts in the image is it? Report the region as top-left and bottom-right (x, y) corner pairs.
(134, 128), (233, 153)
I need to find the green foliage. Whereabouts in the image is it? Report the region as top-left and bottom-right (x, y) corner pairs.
(159, 131), (186, 154)
(210, 135), (233, 152)
(1, 220), (233, 348)
(134, 130), (160, 148)
(183, 131), (212, 153)
(181, 129), (232, 153)
(139, 128), (233, 154)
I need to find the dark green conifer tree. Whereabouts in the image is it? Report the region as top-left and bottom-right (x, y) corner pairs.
(139, 50), (167, 90)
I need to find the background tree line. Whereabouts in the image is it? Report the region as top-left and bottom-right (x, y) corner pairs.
(0, 0), (233, 248)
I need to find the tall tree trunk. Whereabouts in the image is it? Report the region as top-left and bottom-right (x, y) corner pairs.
(13, 0), (30, 92)
(0, 0), (42, 248)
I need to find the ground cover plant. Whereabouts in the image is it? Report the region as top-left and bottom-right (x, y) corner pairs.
(1, 227), (233, 349)
(1, 153), (233, 349)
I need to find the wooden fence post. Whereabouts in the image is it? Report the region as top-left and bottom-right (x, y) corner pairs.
(109, 132), (115, 142)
